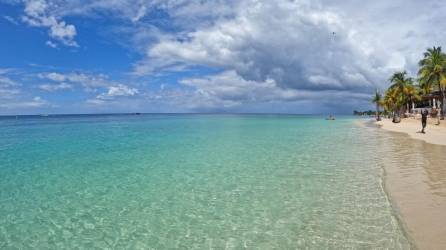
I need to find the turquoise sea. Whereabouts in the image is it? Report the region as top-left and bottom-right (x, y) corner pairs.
(0, 114), (411, 249)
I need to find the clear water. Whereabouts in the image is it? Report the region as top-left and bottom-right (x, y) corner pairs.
(0, 114), (410, 249)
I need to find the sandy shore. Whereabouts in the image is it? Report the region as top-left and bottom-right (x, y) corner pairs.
(376, 117), (446, 146)
(374, 118), (446, 250)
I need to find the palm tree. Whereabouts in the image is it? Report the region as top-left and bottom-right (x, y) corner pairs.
(390, 71), (411, 93)
(418, 46), (446, 120)
(388, 71), (413, 120)
(383, 87), (402, 123)
(372, 90), (382, 121)
(403, 83), (421, 113)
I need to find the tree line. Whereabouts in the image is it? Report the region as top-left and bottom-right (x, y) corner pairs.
(372, 46), (446, 123)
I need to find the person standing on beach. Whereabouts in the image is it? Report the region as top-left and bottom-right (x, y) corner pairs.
(421, 109), (428, 133)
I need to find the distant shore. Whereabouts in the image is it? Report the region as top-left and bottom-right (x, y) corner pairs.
(374, 117), (446, 250)
(376, 117), (446, 146)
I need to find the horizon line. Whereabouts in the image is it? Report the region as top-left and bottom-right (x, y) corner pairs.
(0, 112), (357, 117)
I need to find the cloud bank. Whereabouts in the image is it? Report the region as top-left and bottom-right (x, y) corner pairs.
(2, 0), (446, 113)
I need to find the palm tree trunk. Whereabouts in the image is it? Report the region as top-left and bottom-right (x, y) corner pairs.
(441, 91), (445, 120)
(376, 103), (381, 121)
(392, 106), (399, 123)
(438, 83), (445, 120)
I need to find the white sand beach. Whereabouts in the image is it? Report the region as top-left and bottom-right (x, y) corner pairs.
(376, 118), (446, 146)
(376, 117), (446, 250)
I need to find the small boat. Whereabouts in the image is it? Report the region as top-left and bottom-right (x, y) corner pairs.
(325, 115), (335, 120)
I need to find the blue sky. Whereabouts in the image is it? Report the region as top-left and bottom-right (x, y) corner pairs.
(1, 0), (445, 115)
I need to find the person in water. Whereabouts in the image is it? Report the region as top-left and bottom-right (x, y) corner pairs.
(421, 109), (428, 133)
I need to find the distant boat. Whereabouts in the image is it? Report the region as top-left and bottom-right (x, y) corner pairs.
(39, 114), (49, 117)
(326, 115), (335, 120)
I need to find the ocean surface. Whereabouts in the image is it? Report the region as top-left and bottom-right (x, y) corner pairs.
(0, 114), (411, 249)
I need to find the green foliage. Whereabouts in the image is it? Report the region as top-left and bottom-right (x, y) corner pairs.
(353, 110), (375, 116)
(370, 46), (446, 119)
(418, 46), (446, 118)
(372, 89), (382, 104)
(418, 46), (446, 93)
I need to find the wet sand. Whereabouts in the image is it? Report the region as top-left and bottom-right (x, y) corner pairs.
(374, 119), (446, 249)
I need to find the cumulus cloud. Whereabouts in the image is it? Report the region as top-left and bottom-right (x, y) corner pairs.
(38, 82), (72, 91)
(96, 84), (139, 100)
(28, 96), (47, 107)
(43, 72), (66, 81)
(0, 69), (21, 100)
(176, 70), (371, 111)
(86, 84), (139, 105)
(0, 69), (53, 110)
(131, 0), (446, 111)
(181, 70), (296, 103)
(38, 72), (111, 91)
(5, 0), (446, 113)
(45, 40), (57, 48)
(3, 15), (19, 25)
(10, 0), (238, 48)
(141, 1), (385, 92)
(0, 96), (48, 109)
(36, 71), (140, 106)
(21, 0), (78, 47)
(0, 85), (21, 99)
(53, 0), (236, 26)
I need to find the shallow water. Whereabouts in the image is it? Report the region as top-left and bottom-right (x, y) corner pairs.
(0, 114), (411, 249)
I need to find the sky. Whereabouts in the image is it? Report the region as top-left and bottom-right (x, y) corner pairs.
(1, 0), (445, 115)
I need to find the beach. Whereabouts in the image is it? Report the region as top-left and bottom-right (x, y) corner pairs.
(376, 117), (446, 146)
(375, 118), (446, 250)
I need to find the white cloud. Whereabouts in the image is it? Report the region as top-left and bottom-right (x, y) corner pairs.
(4, 0), (446, 113)
(41, 72), (66, 81)
(96, 84), (139, 100)
(0, 76), (18, 87)
(38, 72), (112, 91)
(86, 84), (139, 106)
(45, 40), (57, 48)
(3, 15), (19, 25)
(0, 88), (21, 98)
(85, 98), (105, 105)
(181, 70), (292, 103)
(38, 82), (72, 92)
(0, 96), (48, 109)
(22, 0), (78, 47)
(176, 70), (371, 110)
(107, 84), (138, 97)
(0, 69), (53, 111)
(141, 1), (381, 93)
(130, 0), (446, 111)
(131, 5), (146, 22)
(0, 69), (21, 100)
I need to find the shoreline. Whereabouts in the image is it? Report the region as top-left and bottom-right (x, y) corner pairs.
(372, 118), (446, 250)
(380, 168), (418, 249)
